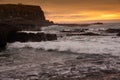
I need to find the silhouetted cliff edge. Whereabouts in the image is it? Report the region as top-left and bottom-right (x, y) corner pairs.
(0, 4), (54, 29)
(0, 4), (56, 51)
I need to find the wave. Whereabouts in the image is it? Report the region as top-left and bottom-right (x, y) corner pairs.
(7, 36), (120, 55)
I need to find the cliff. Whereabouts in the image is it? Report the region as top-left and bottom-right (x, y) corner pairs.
(0, 4), (55, 51)
(0, 4), (53, 27)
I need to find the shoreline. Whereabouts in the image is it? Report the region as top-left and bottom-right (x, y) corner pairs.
(0, 49), (120, 80)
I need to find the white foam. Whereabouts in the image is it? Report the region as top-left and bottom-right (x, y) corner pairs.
(7, 36), (120, 55)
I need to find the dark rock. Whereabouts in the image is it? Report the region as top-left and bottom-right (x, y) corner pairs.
(117, 32), (120, 36)
(80, 32), (100, 36)
(76, 54), (106, 60)
(0, 23), (19, 51)
(7, 32), (29, 42)
(0, 23), (57, 51)
(27, 75), (39, 80)
(85, 72), (103, 78)
(0, 53), (11, 57)
(45, 34), (57, 41)
(0, 4), (56, 50)
(100, 69), (118, 74)
(92, 22), (103, 25)
(0, 4), (54, 27)
(66, 32), (100, 36)
(111, 77), (120, 80)
(0, 35), (7, 51)
(7, 32), (57, 42)
(106, 28), (120, 33)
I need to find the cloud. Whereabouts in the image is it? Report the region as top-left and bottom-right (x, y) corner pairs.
(0, 0), (120, 23)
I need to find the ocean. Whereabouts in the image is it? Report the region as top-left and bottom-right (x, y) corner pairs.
(0, 23), (120, 79)
(7, 23), (120, 55)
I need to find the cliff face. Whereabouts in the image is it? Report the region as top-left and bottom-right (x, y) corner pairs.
(0, 4), (53, 26)
(0, 4), (55, 51)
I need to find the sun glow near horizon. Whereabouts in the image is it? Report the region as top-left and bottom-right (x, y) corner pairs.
(45, 11), (120, 23)
(0, 0), (120, 23)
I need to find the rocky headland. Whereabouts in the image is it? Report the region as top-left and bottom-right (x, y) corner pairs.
(0, 4), (56, 51)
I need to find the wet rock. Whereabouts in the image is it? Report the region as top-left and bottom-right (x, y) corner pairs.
(0, 78), (14, 80)
(76, 54), (107, 60)
(0, 53), (11, 57)
(7, 32), (57, 42)
(26, 75), (39, 80)
(0, 23), (18, 51)
(66, 32), (100, 36)
(45, 34), (57, 41)
(106, 28), (120, 33)
(8, 32), (29, 42)
(117, 32), (120, 36)
(111, 77), (120, 80)
(28, 33), (44, 41)
(80, 32), (100, 36)
(100, 69), (118, 74)
(85, 72), (103, 78)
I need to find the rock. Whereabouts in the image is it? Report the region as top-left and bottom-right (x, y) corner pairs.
(7, 32), (29, 42)
(80, 32), (100, 36)
(7, 32), (57, 42)
(92, 22), (103, 25)
(100, 69), (118, 74)
(85, 72), (103, 78)
(117, 32), (120, 36)
(66, 32), (100, 36)
(0, 35), (7, 51)
(0, 53), (11, 57)
(45, 34), (57, 41)
(0, 23), (18, 51)
(0, 4), (54, 27)
(106, 28), (120, 33)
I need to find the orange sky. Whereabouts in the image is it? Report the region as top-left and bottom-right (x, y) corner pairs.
(0, 0), (120, 23)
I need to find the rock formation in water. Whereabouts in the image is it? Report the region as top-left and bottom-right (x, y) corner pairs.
(0, 4), (56, 51)
(0, 24), (57, 51)
(0, 24), (18, 51)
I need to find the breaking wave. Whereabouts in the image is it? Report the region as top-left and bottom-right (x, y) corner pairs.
(7, 36), (120, 55)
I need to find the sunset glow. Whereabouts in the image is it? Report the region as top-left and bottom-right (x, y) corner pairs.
(0, 0), (120, 23)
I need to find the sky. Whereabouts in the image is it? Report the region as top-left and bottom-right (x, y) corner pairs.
(0, 0), (120, 23)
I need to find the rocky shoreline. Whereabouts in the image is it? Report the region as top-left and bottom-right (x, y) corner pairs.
(0, 49), (120, 80)
(0, 24), (57, 51)
(0, 4), (55, 51)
